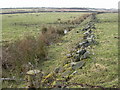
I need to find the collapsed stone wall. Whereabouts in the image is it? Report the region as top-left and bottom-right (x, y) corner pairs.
(36, 14), (100, 88)
(22, 13), (101, 89)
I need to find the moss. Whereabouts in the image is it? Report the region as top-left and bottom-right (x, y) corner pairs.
(56, 78), (65, 81)
(42, 72), (56, 84)
(44, 73), (54, 79)
(64, 64), (70, 68)
(69, 74), (74, 78)
(52, 81), (56, 86)
(67, 67), (73, 70)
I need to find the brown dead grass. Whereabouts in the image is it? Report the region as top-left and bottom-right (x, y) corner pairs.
(91, 63), (107, 72)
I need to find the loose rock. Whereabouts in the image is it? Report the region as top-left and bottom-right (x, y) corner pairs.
(66, 54), (72, 58)
(72, 61), (85, 70)
(70, 62), (77, 67)
(80, 51), (90, 60)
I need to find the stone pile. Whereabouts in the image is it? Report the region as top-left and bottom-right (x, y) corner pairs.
(49, 15), (99, 88)
(66, 20), (97, 70)
(49, 15), (98, 88)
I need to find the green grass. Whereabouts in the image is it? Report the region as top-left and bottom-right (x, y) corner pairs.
(2, 12), (89, 88)
(38, 16), (91, 73)
(2, 13), (118, 88)
(37, 13), (118, 88)
(67, 13), (118, 87)
(2, 12), (86, 42)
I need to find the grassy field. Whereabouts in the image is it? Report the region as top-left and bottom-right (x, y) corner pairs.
(2, 12), (89, 88)
(2, 12), (118, 88)
(2, 12), (86, 42)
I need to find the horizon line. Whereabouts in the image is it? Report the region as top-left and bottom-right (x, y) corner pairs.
(1, 7), (117, 9)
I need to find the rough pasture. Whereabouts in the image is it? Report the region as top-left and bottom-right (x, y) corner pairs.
(2, 12), (86, 42)
(2, 12), (118, 88)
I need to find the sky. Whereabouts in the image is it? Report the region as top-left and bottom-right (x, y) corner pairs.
(0, 0), (119, 9)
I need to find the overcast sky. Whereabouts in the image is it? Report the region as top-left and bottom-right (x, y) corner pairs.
(0, 0), (119, 9)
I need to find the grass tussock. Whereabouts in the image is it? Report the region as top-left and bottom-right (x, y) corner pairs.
(90, 63), (107, 72)
(41, 26), (65, 45)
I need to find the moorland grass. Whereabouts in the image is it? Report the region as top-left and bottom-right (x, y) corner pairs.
(2, 13), (92, 88)
(2, 13), (118, 88)
(37, 13), (118, 88)
(2, 12), (86, 42)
